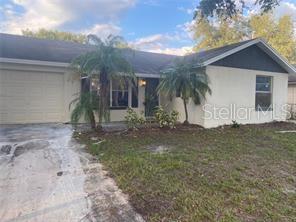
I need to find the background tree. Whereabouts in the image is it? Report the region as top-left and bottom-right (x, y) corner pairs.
(192, 13), (296, 63)
(196, 0), (280, 19)
(192, 14), (250, 51)
(71, 35), (134, 125)
(22, 28), (87, 44)
(250, 14), (296, 63)
(158, 62), (211, 124)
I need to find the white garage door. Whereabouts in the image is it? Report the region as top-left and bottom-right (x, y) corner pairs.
(0, 70), (64, 124)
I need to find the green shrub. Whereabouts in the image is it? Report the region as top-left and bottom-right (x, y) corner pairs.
(231, 120), (240, 128)
(125, 108), (146, 130)
(288, 105), (296, 120)
(154, 106), (179, 129)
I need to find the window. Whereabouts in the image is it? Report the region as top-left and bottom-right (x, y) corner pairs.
(255, 76), (272, 111)
(111, 80), (129, 108)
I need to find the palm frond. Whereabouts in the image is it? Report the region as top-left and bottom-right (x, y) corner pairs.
(70, 34), (134, 124)
(158, 62), (211, 105)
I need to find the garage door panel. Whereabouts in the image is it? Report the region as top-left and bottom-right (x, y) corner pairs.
(1, 96), (26, 108)
(26, 112), (46, 122)
(45, 73), (63, 81)
(45, 113), (63, 121)
(1, 84), (25, 95)
(7, 100), (27, 110)
(27, 87), (44, 96)
(4, 72), (29, 82)
(8, 112), (28, 123)
(0, 70), (65, 124)
(28, 73), (44, 81)
(0, 113), (8, 123)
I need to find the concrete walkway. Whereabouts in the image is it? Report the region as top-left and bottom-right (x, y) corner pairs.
(0, 124), (143, 222)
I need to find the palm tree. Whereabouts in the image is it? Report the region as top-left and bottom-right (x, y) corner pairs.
(71, 35), (134, 127)
(158, 61), (212, 124)
(69, 92), (98, 129)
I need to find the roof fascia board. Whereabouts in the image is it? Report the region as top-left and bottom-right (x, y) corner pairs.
(135, 73), (160, 78)
(0, 57), (70, 67)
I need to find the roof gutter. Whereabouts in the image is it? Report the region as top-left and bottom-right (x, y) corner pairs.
(0, 57), (70, 67)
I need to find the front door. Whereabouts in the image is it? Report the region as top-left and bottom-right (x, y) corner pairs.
(145, 78), (159, 117)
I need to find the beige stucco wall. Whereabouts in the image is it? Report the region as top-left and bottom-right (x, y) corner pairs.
(165, 65), (289, 128)
(204, 66), (288, 128)
(288, 84), (296, 104)
(160, 94), (205, 126)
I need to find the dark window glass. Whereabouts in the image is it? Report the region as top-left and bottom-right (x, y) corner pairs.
(255, 76), (272, 111)
(81, 78), (90, 93)
(112, 80), (128, 90)
(132, 80), (138, 108)
(111, 80), (129, 108)
(112, 91), (128, 107)
(256, 76), (271, 92)
(256, 93), (272, 111)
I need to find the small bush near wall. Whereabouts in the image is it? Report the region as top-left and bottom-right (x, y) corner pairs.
(231, 120), (240, 128)
(154, 106), (179, 129)
(288, 104), (296, 120)
(124, 108), (146, 130)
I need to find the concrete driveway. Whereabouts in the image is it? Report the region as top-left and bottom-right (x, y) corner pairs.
(0, 124), (143, 222)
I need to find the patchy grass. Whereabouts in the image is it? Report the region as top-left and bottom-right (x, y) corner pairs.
(76, 122), (296, 222)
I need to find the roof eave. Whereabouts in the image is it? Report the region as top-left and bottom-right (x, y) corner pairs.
(0, 57), (70, 67)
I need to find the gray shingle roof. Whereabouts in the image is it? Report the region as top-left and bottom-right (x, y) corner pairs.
(0, 33), (95, 63)
(0, 33), (179, 74)
(183, 39), (255, 65)
(0, 33), (294, 76)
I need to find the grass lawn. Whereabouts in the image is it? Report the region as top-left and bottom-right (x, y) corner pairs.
(76, 122), (296, 222)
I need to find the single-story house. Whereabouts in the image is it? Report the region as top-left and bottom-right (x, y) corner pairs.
(1, 33), (296, 128)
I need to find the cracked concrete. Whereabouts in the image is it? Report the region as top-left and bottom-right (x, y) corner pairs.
(0, 124), (144, 222)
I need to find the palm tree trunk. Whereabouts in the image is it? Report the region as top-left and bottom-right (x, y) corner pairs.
(88, 110), (96, 129)
(183, 98), (189, 124)
(98, 69), (110, 123)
